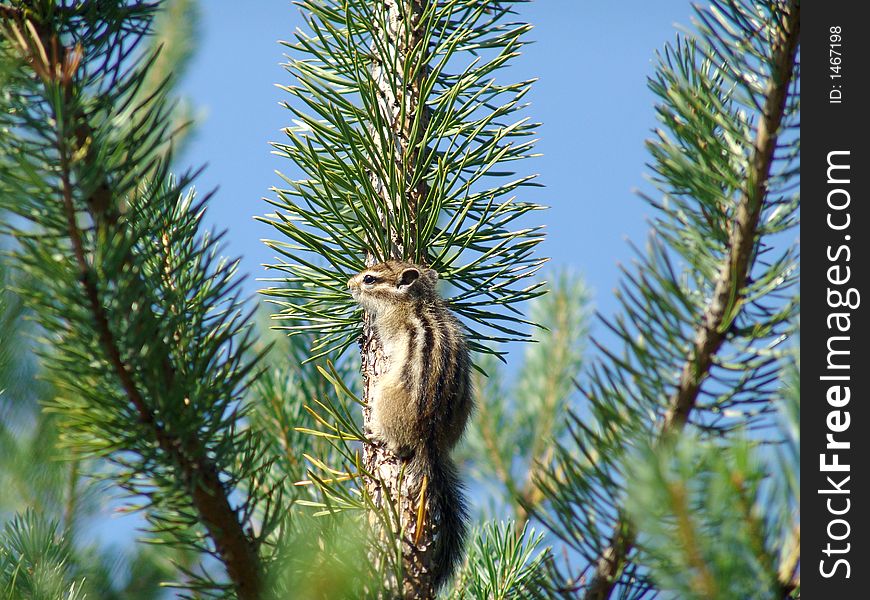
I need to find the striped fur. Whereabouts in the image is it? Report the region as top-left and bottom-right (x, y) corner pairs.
(348, 260), (472, 588)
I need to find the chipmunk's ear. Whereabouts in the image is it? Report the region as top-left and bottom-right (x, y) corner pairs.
(398, 267), (420, 289)
(424, 268), (439, 283)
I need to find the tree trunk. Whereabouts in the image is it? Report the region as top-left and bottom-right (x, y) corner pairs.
(362, 0), (436, 598)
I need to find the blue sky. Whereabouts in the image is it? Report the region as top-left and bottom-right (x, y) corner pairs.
(178, 0), (695, 336)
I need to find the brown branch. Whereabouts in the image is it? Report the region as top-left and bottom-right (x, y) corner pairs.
(7, 8), (263, 599)
(54, 95), (262, 600)
(582, 3), (801, 598)
(362, 1), (439, 597)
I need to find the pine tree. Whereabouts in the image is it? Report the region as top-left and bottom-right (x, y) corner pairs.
(1, 1), (800, 599)
(260, 0), (546, 596)
(530, 1), (800, 598)
(0, 2), (269, 598)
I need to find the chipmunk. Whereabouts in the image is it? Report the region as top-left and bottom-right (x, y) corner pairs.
(348, 260), (472, 589)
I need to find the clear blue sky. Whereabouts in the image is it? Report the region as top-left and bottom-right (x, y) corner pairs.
(178, 0), (695, 334)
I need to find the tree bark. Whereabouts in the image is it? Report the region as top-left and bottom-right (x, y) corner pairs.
(362, 1), (437, 598)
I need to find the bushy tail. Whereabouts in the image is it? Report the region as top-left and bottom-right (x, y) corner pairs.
(410, 449), (468, 590)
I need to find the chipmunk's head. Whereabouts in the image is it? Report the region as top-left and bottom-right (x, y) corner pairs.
(348, 261), (439, 315)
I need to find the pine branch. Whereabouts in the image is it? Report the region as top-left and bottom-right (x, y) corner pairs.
(527, 2), (800, 598)
(620, 347), (799, 599)
(447, 521), (549, 600)
(663, 0), (801, 431)
(266, 0), (546, 596)
(774, 358), (800, 598)
(262, 0), (545, 361)
(0, 510), (87, 600)
(1, 5), (265, 597)
(580, 2), (800, 597)
(136, 0), (201, 159)
(514, 275), (588, 528)
(47, 29), (258, 600)
(625, 434), (781, 599)
(55, 120), (260, 600)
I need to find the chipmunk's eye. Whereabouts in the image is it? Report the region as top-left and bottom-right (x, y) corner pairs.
(362, 274), (376, 285)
